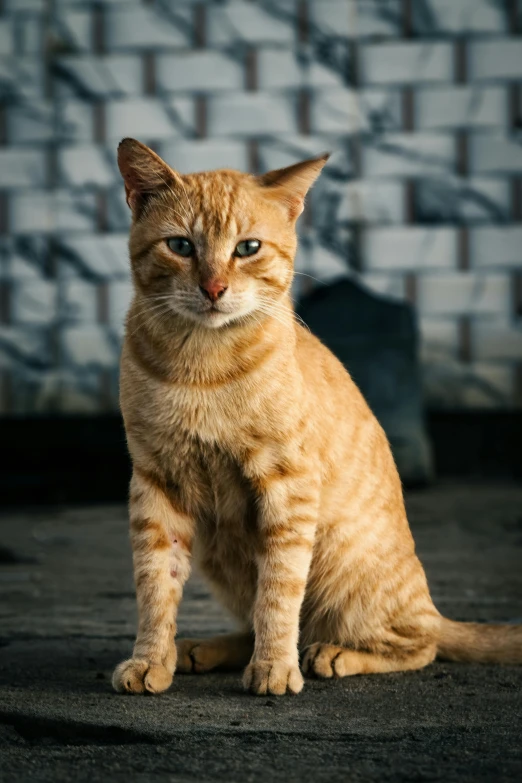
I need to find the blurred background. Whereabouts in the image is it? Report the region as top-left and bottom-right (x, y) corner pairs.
(0, 0), (521, 501)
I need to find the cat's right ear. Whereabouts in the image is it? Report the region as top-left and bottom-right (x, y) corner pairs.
(258, 153), (330, 221)
(117, 138), (176, 214)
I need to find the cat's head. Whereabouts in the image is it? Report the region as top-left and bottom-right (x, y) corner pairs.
(118, 138), (328, 330)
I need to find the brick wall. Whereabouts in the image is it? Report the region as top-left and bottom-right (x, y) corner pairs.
(0, 0), (521, 413)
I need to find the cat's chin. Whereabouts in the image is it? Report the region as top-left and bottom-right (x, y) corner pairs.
(174, 304), (260, 330)
(182, 308), (242, 330)
(199, 311), (236, 329)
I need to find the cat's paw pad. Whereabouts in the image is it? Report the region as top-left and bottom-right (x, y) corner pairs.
(176, 639), (215, 674)
(243, 660), (304, 696)
(112, 658), (173, 694)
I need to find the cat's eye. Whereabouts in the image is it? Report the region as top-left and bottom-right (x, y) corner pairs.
(234, 239), (261, 258)
(167, 237), (194, 258)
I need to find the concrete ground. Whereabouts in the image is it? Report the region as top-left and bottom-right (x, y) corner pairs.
(0, 482), (521, 782)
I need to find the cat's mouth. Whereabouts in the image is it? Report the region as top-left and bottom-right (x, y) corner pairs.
(197, 303), (236, 327)
(204, 304), (225, 317)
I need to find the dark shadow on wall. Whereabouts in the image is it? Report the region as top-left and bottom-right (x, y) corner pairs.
(297, 278), (433, 487)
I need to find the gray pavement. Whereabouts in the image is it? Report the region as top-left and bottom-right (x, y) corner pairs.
(0, 482), (521, 782)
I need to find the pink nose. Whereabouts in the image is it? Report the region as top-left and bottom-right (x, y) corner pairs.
(199, 279), (228, 303)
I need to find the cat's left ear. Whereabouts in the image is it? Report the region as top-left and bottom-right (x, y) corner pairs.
(259, 153), (330, 220)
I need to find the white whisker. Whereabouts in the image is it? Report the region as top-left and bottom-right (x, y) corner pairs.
(294, 271), (326, 285)
(176, 175), (195, 223)
(127, 302), (173, 338)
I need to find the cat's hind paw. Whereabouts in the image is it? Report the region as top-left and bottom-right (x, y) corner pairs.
(176, 638), (214, 673)
(243, 660), (304, 696)
(112, 658), (173, 694)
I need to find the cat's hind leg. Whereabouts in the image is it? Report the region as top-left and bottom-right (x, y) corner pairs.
(176, 632), (254, 674)
(302, 643), (436, 679)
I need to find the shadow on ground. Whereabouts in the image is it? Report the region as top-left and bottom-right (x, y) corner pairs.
(0, 482), (521, 782)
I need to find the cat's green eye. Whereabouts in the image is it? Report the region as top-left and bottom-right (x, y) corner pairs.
(234, 239), (261, 258)
(167, 237), (194, 258)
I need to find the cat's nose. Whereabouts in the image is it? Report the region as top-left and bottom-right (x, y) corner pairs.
(199, 280), (228, 302)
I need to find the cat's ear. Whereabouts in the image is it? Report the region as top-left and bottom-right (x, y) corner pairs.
(117, 138), (176, 213)
(259, 153), (330, 220)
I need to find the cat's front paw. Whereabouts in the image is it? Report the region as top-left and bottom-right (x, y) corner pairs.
(243, 660), (304, 696)
(112, 658), (173, 695)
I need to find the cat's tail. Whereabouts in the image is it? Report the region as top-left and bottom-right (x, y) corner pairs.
(437, 617), (522, 664)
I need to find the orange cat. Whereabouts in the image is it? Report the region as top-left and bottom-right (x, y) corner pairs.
(112, 138), (521, 697)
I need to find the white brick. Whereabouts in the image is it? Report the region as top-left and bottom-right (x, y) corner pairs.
(471, 227), (522, 269)
(0, 21), (14, 56)
(311, 88), (401, 133)
(7, 102), (54, 144)
(208, 2), (297, 45)
(60, 326), (120, 368)
(106, 187), (132, 232)
(0, 149), (46, 188)
(3, 237), (50, 281)
(160, 139), (248, 173)
(0, 326), (50, 370)
(415, 177), (510, 223)
(11, 281), (57, 325)
(0, 242), (8, 280)
(304, 244), (349, 283)
(105, 97), (195, 142)
(422, 352), (515, 408)
(11, 193), (54, 233)
(12, 191), (98, 234)
(57, 100), (93, 143)
(360, 42), (453, 85)
(257, 47), (344, 89)
(59, 371), (104, 415)
(416, 86), (507, 130)
(54, 11), (92, 52)
(58, 146), (116, 187)
(413, 0), (508, 36)
(312, 179), (405, 224)
(310, 0), (401, 38)
(54, 55), (143, 98)
(473, 320), (522, 361)
(56, 191), (98, 232)
(56, 235), (129, 280)
(310, 88), (360, 134)
(6, 0), (45, 8)
(457, 363), (514, 409)
(469, 40), (522, 81)
(106, 6), (192, 50)
(419, 317), (459, 358)
(258, 136), (349, 174)
(18, 17), (44, 55)
(157, 51), (244, 93)
(61, 281), (98, 323)
(418, 273), (510, 316)
(208, 94), (296, 137)
(470, 133), (522, 175)
(364, 227), (457, 271)
(56, 0), (142, 5)
(362, 134), (455, 177)
(109, 281), (134, 333)
(360, 272), (406, 300)
(3, 368), (54, 415)
(0, 58), (44, 101)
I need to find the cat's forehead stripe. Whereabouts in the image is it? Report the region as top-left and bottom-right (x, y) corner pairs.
(185, 172), (243, 239)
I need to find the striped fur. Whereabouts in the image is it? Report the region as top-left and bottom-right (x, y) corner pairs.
(112, 139), (521, 697)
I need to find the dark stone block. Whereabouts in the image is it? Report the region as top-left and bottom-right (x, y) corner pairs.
(297, 279), (433, 486)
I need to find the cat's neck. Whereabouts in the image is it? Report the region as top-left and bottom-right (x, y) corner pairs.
(125, 294), (296, 386)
